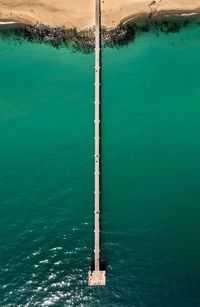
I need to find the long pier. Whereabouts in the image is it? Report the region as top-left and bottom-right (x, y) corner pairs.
(88, 0), (106, 286)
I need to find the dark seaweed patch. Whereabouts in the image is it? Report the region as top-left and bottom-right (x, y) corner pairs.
(0, 17), (199, 53)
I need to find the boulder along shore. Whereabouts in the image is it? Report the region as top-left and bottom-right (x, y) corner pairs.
(0, 15), (200, 52)
(0, 0), (200, 51)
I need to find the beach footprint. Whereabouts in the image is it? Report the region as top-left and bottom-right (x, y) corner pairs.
(148, 0), (160, 19)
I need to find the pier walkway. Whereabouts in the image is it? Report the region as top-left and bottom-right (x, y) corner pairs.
(88, 0), (106, 286)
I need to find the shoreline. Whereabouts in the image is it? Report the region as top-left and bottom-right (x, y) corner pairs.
(121, 9), (200, 26)
(1, 7), (200, 28)
(1, 12), (200, 52)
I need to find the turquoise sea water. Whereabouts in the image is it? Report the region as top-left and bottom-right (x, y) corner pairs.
(1, 24), (200, 306)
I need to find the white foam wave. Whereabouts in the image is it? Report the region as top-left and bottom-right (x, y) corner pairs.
(0, 21), (16, 25)
(180, 13), (197, 16)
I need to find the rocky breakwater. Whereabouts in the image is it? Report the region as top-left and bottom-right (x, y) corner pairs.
(0, 18), (195, 52)
(23, 23), (135, 52)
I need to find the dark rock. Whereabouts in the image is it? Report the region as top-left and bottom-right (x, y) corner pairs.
(0, 17), (196, 53)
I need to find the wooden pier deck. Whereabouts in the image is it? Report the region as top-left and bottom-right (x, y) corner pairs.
(88, 0), (106, 286)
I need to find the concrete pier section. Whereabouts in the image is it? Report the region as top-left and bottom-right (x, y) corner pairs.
(88, 0), (106, 286)
(88, 270), (106, 286)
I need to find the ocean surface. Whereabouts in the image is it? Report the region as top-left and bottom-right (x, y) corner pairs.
(1, 23), (200, 306)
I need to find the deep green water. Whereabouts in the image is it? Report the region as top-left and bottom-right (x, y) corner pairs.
(1, 24), (200, 306)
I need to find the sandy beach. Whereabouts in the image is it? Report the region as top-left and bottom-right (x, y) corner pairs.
(0, 0), (200, 28)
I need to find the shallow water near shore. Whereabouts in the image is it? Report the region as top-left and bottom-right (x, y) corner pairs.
(0, 24), (200, 306)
